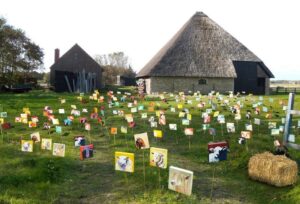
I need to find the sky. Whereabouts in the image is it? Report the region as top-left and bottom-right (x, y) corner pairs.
(1, 0), (300, 80)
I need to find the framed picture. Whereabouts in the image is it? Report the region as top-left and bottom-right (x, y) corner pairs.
(169, 124), (177, 131)
(153, 130), (162, 138)
(208, 141), (229, 163)
(74, 136), (85, 147)
(21, 140), (33, 152)
(53, 143), (65, 157)
(134, 132), (150, 149)
(115, 152), (134, 173)
(80, 144), (94, 160)
(241, 131), (251, 139)
(168, 166), (193, 196)
(30, 132), (40, 142)
(184, 128), (194, 136)
(41, 138), (52, 150)
(150, 147), (168, 169)
(226, 123), (235, 133)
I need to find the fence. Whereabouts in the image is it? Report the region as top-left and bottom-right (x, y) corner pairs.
(270, 87), (300, 94)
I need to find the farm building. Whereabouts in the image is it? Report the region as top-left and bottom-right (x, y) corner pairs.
(50, 44), (102, 92)
(137, 12), (274, 95)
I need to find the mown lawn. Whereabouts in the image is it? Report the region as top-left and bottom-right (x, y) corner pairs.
(0, 89), (300, 204)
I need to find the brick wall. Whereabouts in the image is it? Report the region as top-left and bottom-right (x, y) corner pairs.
(146, 77), (234, 94)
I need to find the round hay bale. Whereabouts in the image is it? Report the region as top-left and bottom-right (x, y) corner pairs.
(248, 152), (298, 187)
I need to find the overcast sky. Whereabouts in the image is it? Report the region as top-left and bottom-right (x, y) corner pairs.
(1, 0), (300, 80)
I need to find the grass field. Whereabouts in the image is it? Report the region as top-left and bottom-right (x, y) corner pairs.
(0, 88), (300, 204)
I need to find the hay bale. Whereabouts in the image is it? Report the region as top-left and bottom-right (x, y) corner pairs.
(248, 152), (298, 187)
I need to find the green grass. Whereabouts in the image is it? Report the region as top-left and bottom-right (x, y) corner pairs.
(0, 89), (300, 203)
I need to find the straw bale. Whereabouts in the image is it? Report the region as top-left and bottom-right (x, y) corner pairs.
(248, 152), (298, 187)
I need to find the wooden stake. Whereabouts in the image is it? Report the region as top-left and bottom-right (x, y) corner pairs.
(88, 130), (92, 144)
(158, 168), (161, 189)
(125, 133), (128, 149)
(124, 173), (129, 196)
(210, 164), (216, 201)
(221, 123), (224, 137)
(143, 150), (146, 190)
(113, 134), (116, 145)
(1, 126), (3, 143)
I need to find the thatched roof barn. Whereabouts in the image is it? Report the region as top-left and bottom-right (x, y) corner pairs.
(137, 12), (274, 94)
(50, 44), (102, 92)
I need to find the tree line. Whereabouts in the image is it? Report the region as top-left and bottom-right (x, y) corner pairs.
(0, 17), (44, 86)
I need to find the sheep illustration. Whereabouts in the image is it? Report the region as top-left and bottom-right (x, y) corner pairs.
(152, 152), (165, 168)
(22, 142), (31, 152)
(44, 141), (51, 150)
(117, 156), (131, 171)
(169, 173), (191, 195)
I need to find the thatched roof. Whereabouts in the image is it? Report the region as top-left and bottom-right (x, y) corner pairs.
(137, 12), (274, 78)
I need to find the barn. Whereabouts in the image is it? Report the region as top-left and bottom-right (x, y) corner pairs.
(50, 44), (102, 92)
(137, 12), (274, 95)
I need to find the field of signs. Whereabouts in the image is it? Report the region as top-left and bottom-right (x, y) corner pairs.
(0, 88), (300, 204)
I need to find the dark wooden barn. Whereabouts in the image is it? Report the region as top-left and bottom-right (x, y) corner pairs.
(233, 61), (274, 94)
(50, 44), (102, 92)
(137, 12), (274, 95)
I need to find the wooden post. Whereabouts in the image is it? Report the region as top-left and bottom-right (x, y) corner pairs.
(124, 173), (129, 196)
(283, 93), (294, 145)
(158, 168), (161, 189)
(143, 150), (146, 189)
(221, 123), (224, 137)
(1, 126), (3, 143)
(113, 133), (116, 145)
(210, 164), (216, 201)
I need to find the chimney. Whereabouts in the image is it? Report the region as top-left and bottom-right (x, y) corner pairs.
(54, 48), (60, 63)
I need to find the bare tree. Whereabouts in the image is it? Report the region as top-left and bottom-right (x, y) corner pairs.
(94, 52), (135, 85)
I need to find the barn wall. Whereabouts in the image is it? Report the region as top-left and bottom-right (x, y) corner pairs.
(51, 67), (102, 90)
(52, 67), (102, 88)
(50, 71), (55, 87)
(265, 78), (270, 95)
(233, 61), (270, 95)
(145, 78), (151, 94)
(146, 77), (234, 94)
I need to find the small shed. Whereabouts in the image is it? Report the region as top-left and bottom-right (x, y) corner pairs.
(50, 44), (102, 92)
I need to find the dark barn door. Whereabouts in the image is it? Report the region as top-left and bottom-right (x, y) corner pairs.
(233, 61), (265, 95)
(54, 70), (77, 92)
